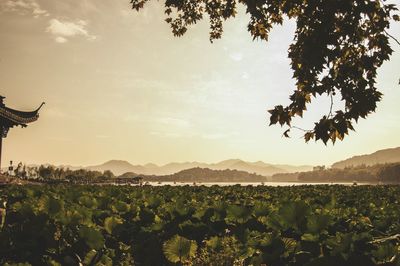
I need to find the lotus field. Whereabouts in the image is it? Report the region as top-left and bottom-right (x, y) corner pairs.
(0, 185), (400, 265)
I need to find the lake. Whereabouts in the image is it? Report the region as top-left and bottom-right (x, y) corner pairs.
(138, 181), (373, 187)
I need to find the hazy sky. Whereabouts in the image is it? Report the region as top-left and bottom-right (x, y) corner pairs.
(1, 0), (399, 167)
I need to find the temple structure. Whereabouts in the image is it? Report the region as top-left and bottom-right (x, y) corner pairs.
(0, 96), (44, 171)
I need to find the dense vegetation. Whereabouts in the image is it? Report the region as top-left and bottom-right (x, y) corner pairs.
(271, 163), (400, 183)
(8, 164), (267, 183)
(377, 164), (400, 183)
(298, 164), (400, 183)
(1, 185), (400, 265)
(9, 164), (116, 183)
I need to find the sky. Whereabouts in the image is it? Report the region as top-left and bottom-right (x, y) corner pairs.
(0, 0), (399, 167)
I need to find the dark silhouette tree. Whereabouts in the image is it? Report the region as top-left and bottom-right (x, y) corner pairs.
(130, 0), (399, 144)
(103, 170), (115, 179)
(38, 165), (55, 180)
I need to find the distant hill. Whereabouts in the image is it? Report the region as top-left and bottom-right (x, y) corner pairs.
(142, 167), (268, 182)
(89, 160), (148, 175)
(332, 147), (400, 169)
(88, 159), (313, 176)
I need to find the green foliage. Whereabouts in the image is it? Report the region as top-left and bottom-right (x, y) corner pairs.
(1, 184), (400, 265)
(278, 201), (310, 230)
(130, 0), (399, 144)
(163, 235), (198, 263)
(372, 242), (397, 264)
(104, 216), (123, 234)
(194, 236), (245, 265)
(0, 207), (6, 230)
(226, 204), (252, 224)
(307, 214), (332, 234)
(79, 226), (105, 250)
(83, 250), (98, 265)
(38, 196), (63, 216)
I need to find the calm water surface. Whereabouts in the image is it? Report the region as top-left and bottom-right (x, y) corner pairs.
(138, 182), (372, 187)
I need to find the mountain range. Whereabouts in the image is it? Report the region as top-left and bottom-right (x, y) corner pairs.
(87, 147), (400, 176)
(332, 147), (400, 169)
(87, 159), (313, 176)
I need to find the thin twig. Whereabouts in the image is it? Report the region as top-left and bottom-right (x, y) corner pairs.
(291, 126), (312, 132)
(376, 0), (400, 45)
(385, 30), (400, 46)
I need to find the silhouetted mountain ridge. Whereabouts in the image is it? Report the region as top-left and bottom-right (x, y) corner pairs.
(87, 159), (313, 176)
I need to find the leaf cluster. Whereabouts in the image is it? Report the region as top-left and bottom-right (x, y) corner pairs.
(1, 184), (400, 265)
(130, 0), (399, 144)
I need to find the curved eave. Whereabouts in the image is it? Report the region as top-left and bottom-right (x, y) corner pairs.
(0, 104), (43, 126)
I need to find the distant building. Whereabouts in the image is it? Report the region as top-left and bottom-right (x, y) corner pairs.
(0, 96), (44, 171)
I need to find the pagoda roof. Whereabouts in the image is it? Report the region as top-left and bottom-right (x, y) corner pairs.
(0, 102), (45, 127)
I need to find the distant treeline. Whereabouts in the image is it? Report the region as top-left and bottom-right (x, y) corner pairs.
(271, 163), (400, 183)
(141, 167), (268, 182)
(6, 164), (119, 183)
(37, 166), (116, 182)
(6, 165), (267, 183)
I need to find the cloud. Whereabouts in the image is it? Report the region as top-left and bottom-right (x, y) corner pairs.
(46, 18), (96, 43)
(0, 0), (49, 18)
(1, 2), (96, 44)
(55, 36), (67, 43)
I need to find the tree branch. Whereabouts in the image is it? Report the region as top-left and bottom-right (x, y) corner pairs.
(385, 30), (400, 46)
(290, 126), (312, 132)
(328, 93), (334, 118)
